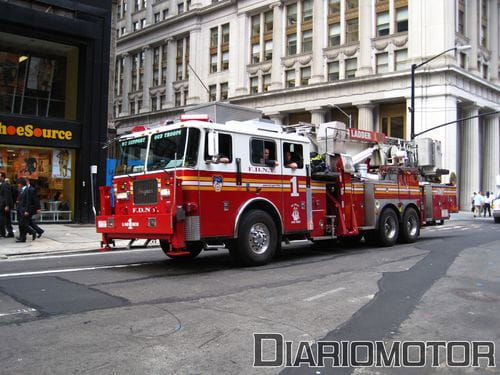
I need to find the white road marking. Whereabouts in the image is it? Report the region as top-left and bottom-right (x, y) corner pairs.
(0, 263), (147, 279)
(0, 308), (37, 317)
(304, 287), (346, 302)
(2, 248), (161, 262)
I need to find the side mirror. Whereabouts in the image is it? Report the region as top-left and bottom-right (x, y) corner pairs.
(207, 131), (219, 158)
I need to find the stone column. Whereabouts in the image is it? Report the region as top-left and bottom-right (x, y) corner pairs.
(187, 28), (201, 105)
(235, 12), (250, 95)
(465, 0), (479, 72)
(165, 38), (176, 108)
(459, 105), (480, 210)
(125, 2), (132, 35)
(310, 0), (326, 84)
(141, 45), (152, 113)
(489, 0), (499, 83)
(482, 113), (500, 193)
(268, 112), (287, 125)
(145, 0), (153, 26)
(270, 1), (284, 90)
(121, 53), (131, 115)
(357, 0), (372, 77)
(309, 107), (327, 125)
(356, 103), (375, 131)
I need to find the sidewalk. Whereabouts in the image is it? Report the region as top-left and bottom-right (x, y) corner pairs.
(0, 212), (495, 259)
(0, 224), (133, 258)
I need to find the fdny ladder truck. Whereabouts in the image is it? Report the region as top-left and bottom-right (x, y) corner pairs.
(97, 115), (458, 266)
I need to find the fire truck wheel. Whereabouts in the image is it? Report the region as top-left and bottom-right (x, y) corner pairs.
(159, 240), (203, 259)
(400, 208), (420, 243)
(234, 210), (278, 266)
(376, 208), (399, 247)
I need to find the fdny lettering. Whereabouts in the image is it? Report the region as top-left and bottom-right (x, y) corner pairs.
(0, 122), (73, 141)
(132, 207), (152, 213)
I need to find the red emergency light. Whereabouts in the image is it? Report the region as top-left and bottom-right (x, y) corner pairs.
(131, 125), (148, 132)
(180, 114), (210, 122)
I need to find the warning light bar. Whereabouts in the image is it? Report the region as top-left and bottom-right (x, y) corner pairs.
(180, 114), (210, 122)
(131, 125), (148, 132)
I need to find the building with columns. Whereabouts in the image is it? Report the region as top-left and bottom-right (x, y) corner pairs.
(112, 0), (500, 209)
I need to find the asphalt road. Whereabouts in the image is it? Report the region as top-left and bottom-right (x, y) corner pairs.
(0, 219), (499, 374)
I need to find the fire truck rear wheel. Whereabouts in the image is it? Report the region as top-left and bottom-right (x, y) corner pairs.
(400, 207), (420, 243)
(234, 210), (278, 266)
(375, 208), (399, 247)
(159, 240), (203, 259)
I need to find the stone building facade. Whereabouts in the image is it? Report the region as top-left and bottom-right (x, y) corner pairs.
(112, 0), (500, 209)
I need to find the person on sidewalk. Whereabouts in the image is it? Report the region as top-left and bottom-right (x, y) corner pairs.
(26, 179), (44, 238)
(16, 178), (37, 243)
(471, 192), (477, 212)
(0, 172), (14, 238)
(483, 191), (493, 217)
(473, 191), (484, 218)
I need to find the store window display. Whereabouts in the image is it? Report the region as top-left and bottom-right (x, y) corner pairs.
(0, 145), (75, 222)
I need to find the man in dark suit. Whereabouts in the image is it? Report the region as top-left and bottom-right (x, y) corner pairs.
(26, 179), (44, 238)
(0, 172), (14, 238)
(16, 178), (36, 242)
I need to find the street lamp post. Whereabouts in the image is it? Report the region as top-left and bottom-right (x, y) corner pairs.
(409, 45), (471, 140)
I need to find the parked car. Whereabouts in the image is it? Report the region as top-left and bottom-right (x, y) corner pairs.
(493, 196), (500, 223)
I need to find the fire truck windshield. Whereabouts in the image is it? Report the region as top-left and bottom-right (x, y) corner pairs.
(115, 136), (148, 175)
(147, 128), (200, 171)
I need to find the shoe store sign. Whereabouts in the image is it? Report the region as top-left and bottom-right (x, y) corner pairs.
(0, 118), (80, 148)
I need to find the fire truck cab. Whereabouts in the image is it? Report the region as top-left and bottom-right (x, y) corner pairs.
(97, 115), (458, 266)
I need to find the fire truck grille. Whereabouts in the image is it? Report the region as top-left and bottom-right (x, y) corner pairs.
(133, 179), (158, 205)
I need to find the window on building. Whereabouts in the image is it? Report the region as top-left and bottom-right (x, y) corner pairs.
(345, 58), (357, 78)
(286, 69), (296, 88)
(221, 51), (229, 71)
(264, 10), (273, 33)
(459, 52), (467, 68)
(250, 139), (277, 166)
(346, 19), (358, 43)
(302, 0), (313, 23)
(287, 33), (297, 55)
(133, 21), (140, 31)
(300, 67), (311, 85)
(382, 116), (404, 138)
(177, 2), (184, 14)
(377, 12), (389, 37)
(134, 0), (140, 11)
(328, 0), (340, 16)
(376, 52), (388, 73)
(209, 84), (216, 101)
(210, 54), (218, 73)
(458, 0), (465, 34)
(264, 40), (273, 61)
(154, 12), (161, 23)
(396, 7), (408, 33)
(481, 24), (487, 47)
(210, 27), (218, 48)
(302, 30), (313, 53)
(252, 14), (260, 37)
(130, 99), (136, 114)
(395, 49), (408, 71)
(151, 95), (157, 111)
(251, 43), (261, 64)
(250, 76), (258, 94)
(182, 88), (188, 105)
(132, 53), (139, 90)
(329, 23), (340, 47)
(174, 91), (181, 106)
(176, 36), (189, 80)
(287, 3), (297, 26)
(141, 18), (147, 28)
(120, 27), (126, 36)
(163, 8), (169, 19)
(138, 51), (144, 90)
(346, 0), (358, 10)
(159, 94), (165, 109)
(328, 61), (339, 81)
(262, 74), (271, 92)
(482, 63), (488, 79)
(153, 47), (160, 86)
(222, 23), (230, 44)
(220, 82), (228, 100)
(161, 45), (167, 85)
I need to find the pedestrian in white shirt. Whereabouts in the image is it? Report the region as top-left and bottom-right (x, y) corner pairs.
(483, 191), (493, 217)
(473, 192), (484, 218)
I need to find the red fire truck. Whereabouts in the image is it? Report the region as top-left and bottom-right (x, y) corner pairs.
(97, 115), (458, 265)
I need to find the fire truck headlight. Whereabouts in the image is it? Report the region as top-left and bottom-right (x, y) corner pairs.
(160, 188), (171, 198)
(116, 192), (129, 200)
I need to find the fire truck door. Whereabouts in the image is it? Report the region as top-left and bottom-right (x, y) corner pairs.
(282, 142), (308, 233)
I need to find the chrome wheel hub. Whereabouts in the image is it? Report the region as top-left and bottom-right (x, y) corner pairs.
(248, 223), (270, 255)
(407, 215), (418, 236)
(384, 216), (397, 240)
